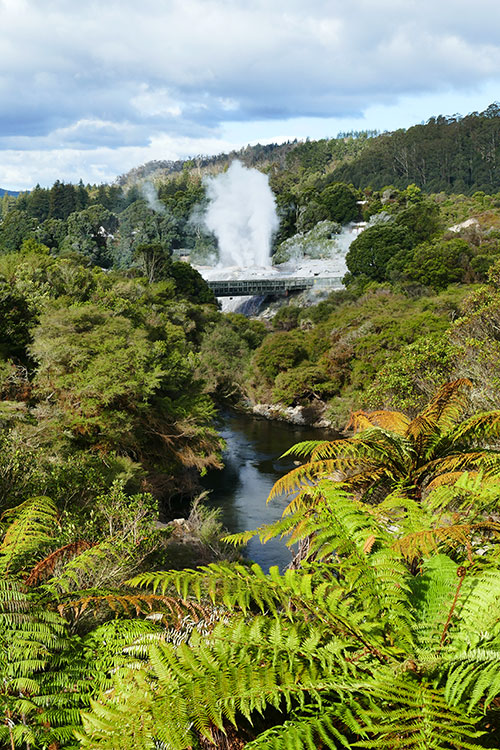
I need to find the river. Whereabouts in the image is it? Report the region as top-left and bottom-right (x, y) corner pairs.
(201, 410), (332, 571)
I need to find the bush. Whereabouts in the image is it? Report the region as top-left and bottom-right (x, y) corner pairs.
(346, 224), (413, 281)
(253, 331), (308, 382)
(272, 364), (340, 406)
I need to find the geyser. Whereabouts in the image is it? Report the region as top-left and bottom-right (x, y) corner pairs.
(203, 160), (279, 268)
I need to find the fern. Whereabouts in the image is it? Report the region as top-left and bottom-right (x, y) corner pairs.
(0, 496), (58, 574)
(356, 677), (484, 750)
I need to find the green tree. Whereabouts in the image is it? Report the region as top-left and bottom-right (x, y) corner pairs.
(168, 260), (216, 304)
(0, 210), (35, 253)
(346, 223), (413, 281)
(133, 241), (172, 283)
(0, 279), (36, 364)
(319, 182), (359, 224)
(48, 180), (77, 220)
(117, 200), (180, 267)
(62, 204), (118, 267)
(253, 331), (308, 382)
(404, 238), (472, 289)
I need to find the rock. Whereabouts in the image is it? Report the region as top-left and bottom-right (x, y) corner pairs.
(448, 218), (480, 233)
(252, 402), (333, 428)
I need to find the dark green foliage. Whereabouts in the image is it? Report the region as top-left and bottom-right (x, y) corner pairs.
(346, 224), (413, 281)
(273, 305), (300, 330)
(272, 364), (340, 406)
(0, 279), (36, 364)
(36, 217), (67, 251)
(394, 198), (441, 242)
(0, 209), (35, 253)
(48, 180), (78, 220)
(319, 182), (359, 224)
(117, 200), (180, 267)
(26, 183), (50, 221)
(224, 313), (267, 349)
(401, 238), (472, 289)
(167, 260), (216, 304)
(332, 104), (500, 194)
(63, 204), (119, 267)
(133, 241), (172, 282)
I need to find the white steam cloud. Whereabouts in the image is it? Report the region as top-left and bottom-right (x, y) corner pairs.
(141, 181), (166, 214)
(203, 161), (279, 267)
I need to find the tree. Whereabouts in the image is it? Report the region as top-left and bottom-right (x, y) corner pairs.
(62, 204), (118, 267)
(271, 380), (500, 505)
(117, 200), (180, 267)
(133, 241), (172, 283)
(48, 180), (77, 220)
(346, 223), (413, 281)
(253, 331), (308, 382)
(168, 260), (216, 304)
(0, 209), (35, 253)
(403, 238), (472, 289)
(319, 182), (359, 224)
(0, 279), (36, 364)
(28, 299), (221, 476)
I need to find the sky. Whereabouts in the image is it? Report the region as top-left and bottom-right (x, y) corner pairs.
(1, 0), (500, 191)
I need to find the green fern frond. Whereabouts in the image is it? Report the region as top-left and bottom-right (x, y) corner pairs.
(0, 496), (58, 574)
(356, 677), (483, 750)
(243, 707), (353, 749)
(448, 410), (500, 450)
(444, 649), (500, 710)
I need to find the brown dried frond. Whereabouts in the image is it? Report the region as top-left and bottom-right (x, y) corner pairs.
(347, 409), (409, 435)
(199, 723), (246, 749)
(25, 540), (93, 586)
(392, 521), (500, 558)
(60, 592), (208, 625)
(419, 451), (500, 480)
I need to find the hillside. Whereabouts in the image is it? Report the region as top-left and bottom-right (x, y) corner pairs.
(118, 103), (500, 197)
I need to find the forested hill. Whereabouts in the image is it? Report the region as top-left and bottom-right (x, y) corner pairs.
(119, 103), (500, 196)
(331, 103), (500, 194)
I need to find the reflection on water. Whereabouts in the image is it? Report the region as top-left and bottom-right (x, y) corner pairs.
(202, 410), (332, 571)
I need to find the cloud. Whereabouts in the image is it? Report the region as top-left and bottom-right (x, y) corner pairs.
(1, 0), (500, 187)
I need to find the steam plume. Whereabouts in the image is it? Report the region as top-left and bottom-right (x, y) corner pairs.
(141, 181), (166, 214)
(203, 160), (278, 267)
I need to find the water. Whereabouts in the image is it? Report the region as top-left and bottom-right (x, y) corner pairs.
(202, 410), (333, 571)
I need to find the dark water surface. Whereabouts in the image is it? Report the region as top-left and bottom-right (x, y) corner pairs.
(202, 410), (332, 571)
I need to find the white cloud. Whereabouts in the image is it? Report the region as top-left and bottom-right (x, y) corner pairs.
(0, 0), (500, 187)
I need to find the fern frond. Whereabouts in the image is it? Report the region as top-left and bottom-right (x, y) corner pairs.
(445, 649), (500, 710)
(413, 379), (472, 434)
(25, 540), (93, 586)
(243, 707), (353, 749)
(356, 677), (483, 750)
(347, 409), (409, 435)
(392, 522), (500, 560)
(448, 410), (500, 449)
(0, 496), (58, 574)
